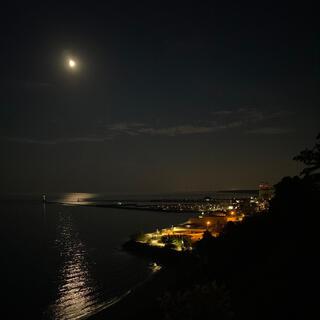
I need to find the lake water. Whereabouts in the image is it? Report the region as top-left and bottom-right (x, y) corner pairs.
(1, 194), (195, 319)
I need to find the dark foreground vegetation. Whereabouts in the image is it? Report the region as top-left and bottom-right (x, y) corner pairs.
(91, 134), (319, 320)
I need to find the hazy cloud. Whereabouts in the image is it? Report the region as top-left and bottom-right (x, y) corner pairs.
(247, 127), (293, 135)
(2, 107), (293, 144)
(2, 122), (237, 144)
(107, 120), (248, 137)
(212, 107), (291, 123)
(137, 125), (214, 136)
(1, 135), (109, 145)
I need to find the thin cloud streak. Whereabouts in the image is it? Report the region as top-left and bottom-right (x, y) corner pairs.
(107, 120), (245, 137)
(1, 122), (239, 144)
(247, 127), (293, 135)
(1, 107), (293, 144)
(1, 136), (109, 145)
(212, 107), (293, 123)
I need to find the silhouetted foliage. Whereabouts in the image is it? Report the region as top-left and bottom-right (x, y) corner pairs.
(159, 281), (234, 320)
(293, 132), (320, 177)
(123, 136), (319, 320)
(202, 229), (214, 240)
(195, 230), (216, 255)
(192, 164), (319, 319)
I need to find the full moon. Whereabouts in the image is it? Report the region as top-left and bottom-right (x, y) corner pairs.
(68, 59), (76, 68)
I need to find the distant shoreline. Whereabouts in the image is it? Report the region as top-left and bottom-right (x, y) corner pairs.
(46, 201), (201, 214)
(45, 189), (258, 213)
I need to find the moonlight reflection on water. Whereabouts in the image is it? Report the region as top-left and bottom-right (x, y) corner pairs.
(49, 214), (105, 320)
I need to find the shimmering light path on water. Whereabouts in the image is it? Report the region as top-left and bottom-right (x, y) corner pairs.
(48, 214), (105, 320)
(1, 193), (199, 319)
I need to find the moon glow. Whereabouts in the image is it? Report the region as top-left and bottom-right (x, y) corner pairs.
(68, 59), (76, 68)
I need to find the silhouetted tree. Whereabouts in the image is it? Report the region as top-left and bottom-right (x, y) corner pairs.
(293, 132), (320, 177)
(158, 281), (234, 320)
(195, 230), (216, 255)
(202, 229), (214, 240)
(125, 134), (319, 320)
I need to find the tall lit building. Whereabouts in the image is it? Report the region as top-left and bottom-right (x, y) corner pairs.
(258, 183), (274, 200)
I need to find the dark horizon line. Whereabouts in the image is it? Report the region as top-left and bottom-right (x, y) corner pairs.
(1, 189), (259, 197)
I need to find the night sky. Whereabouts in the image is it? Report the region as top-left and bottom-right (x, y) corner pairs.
(1, 1), (319, 194)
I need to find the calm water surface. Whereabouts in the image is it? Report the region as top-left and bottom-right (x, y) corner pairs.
(1, 194), (194, 319)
